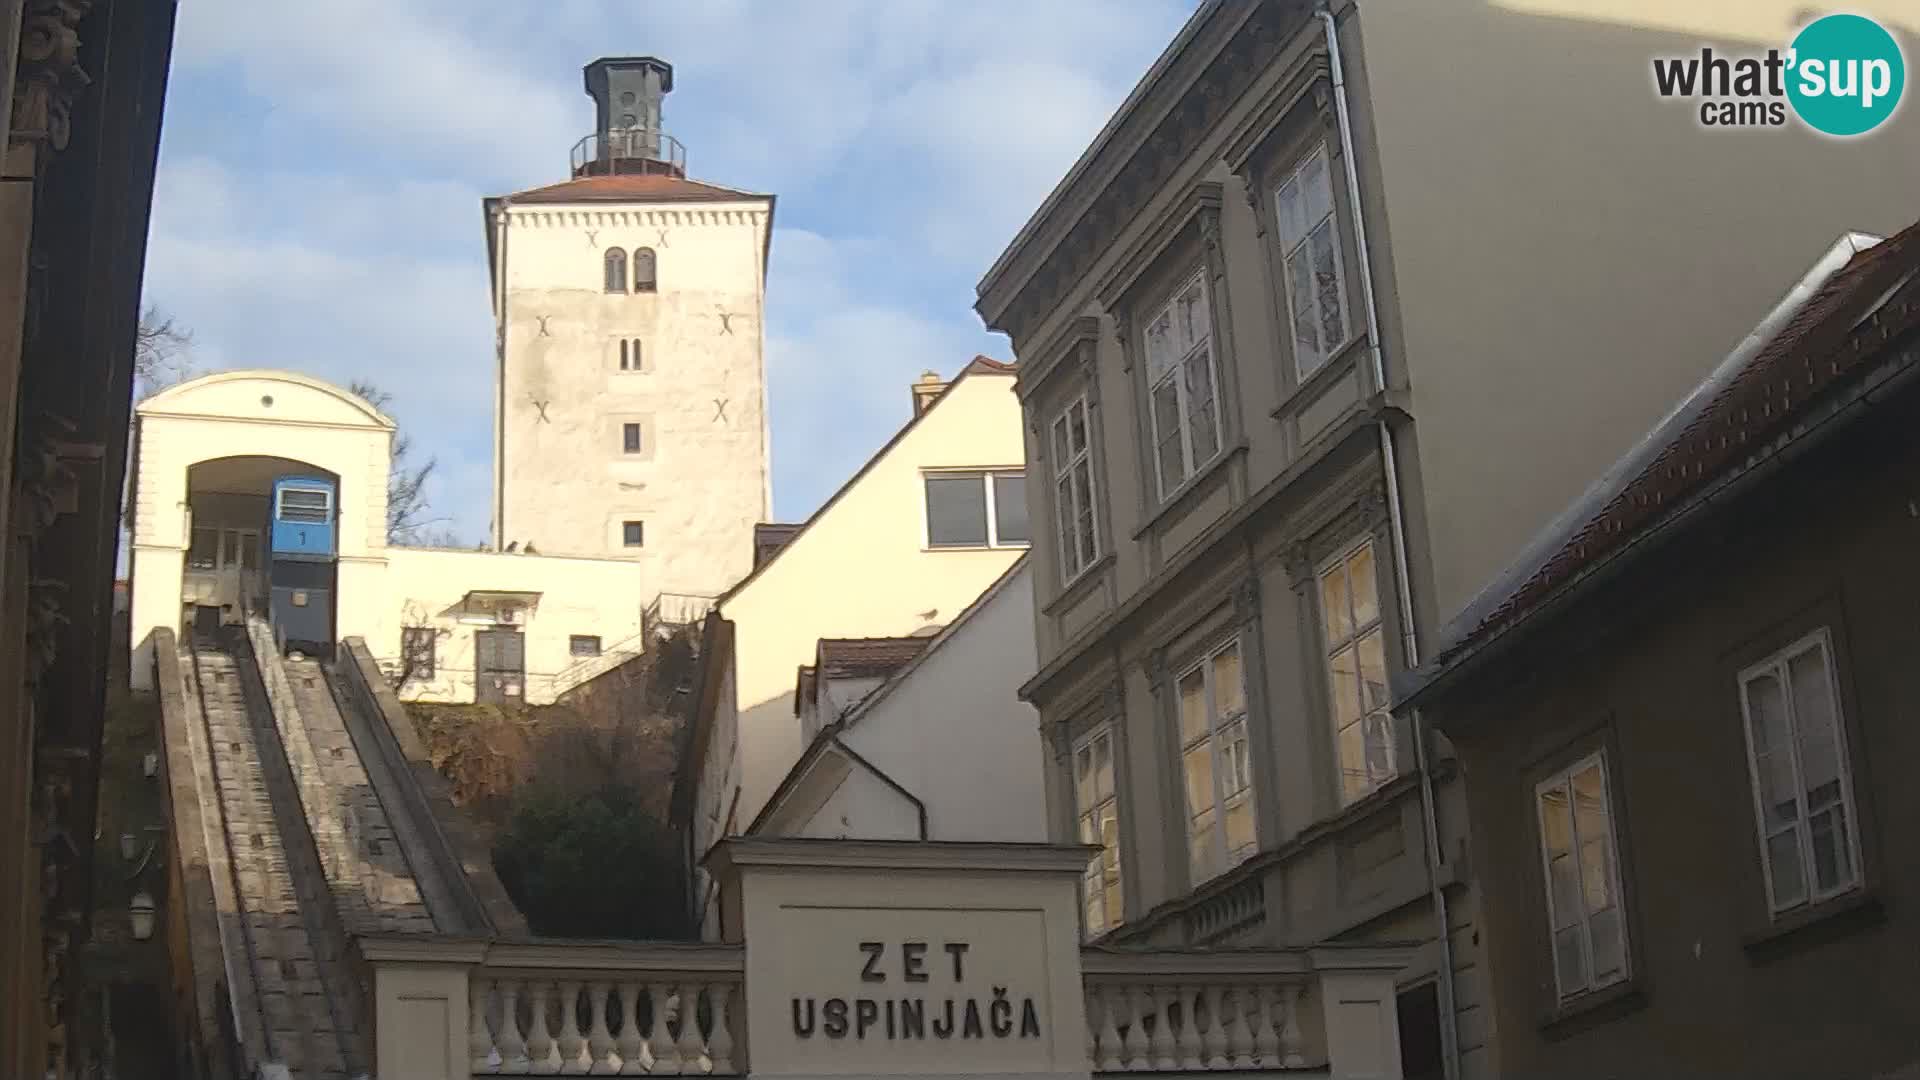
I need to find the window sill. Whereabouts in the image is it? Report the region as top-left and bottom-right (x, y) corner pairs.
(1740, 887), (1883, 963)
(1537, 978), (1648, 1041)
(1132, 441), (1247, 542)
(1270, 336), (1366, 421)
(1043, 552), (1115, 617)
(922, 544), (1030, 555)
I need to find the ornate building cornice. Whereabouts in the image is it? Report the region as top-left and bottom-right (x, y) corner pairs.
(11, 0), (94, 151)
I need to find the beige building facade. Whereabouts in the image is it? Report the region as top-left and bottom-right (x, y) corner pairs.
(486, 56), (773, 603)
(126, 370), (646, 706)
(677, 360), (1032, 935)
(974, 3), (1919, 1079)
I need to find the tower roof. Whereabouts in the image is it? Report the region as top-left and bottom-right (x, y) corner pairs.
(498, 172), (766, 206)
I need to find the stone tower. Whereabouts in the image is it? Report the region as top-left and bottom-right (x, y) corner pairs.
(484, 56), (773, 604)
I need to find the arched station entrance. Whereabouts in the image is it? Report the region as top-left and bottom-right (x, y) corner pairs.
(181, 456), (340, 641)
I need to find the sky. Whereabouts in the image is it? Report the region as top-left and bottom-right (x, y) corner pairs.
(142, 0), (1199, 545)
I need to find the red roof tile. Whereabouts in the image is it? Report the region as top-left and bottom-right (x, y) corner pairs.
(504, 173), (764, 205)
(816, 637), (935, 680)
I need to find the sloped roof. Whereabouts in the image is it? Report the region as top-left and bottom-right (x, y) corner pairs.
(1399, 221), (1920, 706)
(817, 637), (934, 680)
(753, 523), (803, 569)
(502, 173), (766, 205)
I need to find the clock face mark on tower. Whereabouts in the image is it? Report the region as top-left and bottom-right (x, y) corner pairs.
(536, 315), (553, 337)
(716, 312), (735, 335)
(585, 229), (599, 248)
(530, 398), (552, 424)
(712, 398), (729, 424)
(655, 228), (670, 248)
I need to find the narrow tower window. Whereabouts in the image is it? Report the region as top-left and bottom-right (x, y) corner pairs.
(619, 338), (643, 371)
(623, 422), (643, 454)
(633, 247), (657, 292)
(604, 248), (628, 293)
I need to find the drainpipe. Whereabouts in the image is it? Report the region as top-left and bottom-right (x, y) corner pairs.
(1317, 8), (1460, 1080)
(490, 200), (511, 551)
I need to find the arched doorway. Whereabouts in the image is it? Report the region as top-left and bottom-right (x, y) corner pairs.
(182, 456), (339, 637)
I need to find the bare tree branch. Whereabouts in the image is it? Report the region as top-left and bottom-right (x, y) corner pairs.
(133, 305), (194, 400)
(350, 378), (445, 546)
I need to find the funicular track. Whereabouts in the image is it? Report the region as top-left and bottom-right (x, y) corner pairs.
(182, 627), (367, 1080)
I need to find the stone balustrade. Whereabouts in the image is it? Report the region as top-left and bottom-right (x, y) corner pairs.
(1080, 946), (1410, 1074)
(358, 937), (745, 1079)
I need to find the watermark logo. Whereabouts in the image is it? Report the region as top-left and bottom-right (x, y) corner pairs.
(1652, 13), (1906, 137)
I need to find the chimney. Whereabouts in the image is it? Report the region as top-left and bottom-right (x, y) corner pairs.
(579, 57), (682, 177)
(911, 370), (948, 417)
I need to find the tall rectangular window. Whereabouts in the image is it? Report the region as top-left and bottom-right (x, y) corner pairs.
(1178, 639), (1255, 885)
(1535, 752), (1628, 1001)
(1275, 145), (1351, 378)
(618, 338), (643, 371)
(1738, 629), (1862, 915)
(622, 422), (643, 454)
(400, 627), (436, 680)
(622, 520), (645, 547)
(1320, 540), (1394, 804)
(1143, 271), (1221, 498)
(1051, 395), (1100, 582)
(1073, 725), (1124, 938)
(924, 471), (1028, 549)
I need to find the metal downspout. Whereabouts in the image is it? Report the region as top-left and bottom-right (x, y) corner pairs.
(491, 201), (511, 550)
(1317, 8), (1461, 1079)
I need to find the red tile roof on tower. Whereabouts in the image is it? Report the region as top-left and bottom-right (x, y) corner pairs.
(503, 173), (766, 205)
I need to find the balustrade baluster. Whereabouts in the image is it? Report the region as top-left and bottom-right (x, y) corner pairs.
(471, 977), (497, 1073)
(558, 980), (588, 1073)
(1094, 986), (1123, 1072)
(649, 983), (682, 1075)
(1202, 985), (1230, 1068)
(587, 982), (617, 1074)
(1279, 984), (1306, 1068)
(1177, 984), (1204, 1070)
(708, 983), (735, 1074)
(528, 981), (560, 1074)
(1223, 986), (1255, 1067)
(1082, 987), (1102, 1071)
(616, 981), (646, 1075)
(1120, 986), (1151, 1071)
(1250, 985), (1280, 1067)
(500, 981), (531, 1072)
(1149, 986), (1177, 1070)
(675, 983), (708, 1073)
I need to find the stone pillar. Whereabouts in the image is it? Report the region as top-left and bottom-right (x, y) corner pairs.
(1319, 968), (1405, 1080)
(359, 938), (484, 1080)
(709, 837), (1098, 1080)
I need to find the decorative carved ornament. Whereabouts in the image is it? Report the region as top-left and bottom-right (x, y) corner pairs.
(1232, 575), (1260, 626)
(1283, 540), (1317, 589)
(1143, 645), (1170, 688)
(12, 0), (94, 151)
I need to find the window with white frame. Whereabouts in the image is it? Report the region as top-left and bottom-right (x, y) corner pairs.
(1737, 629), (1862, 916)
(1177, 638), (1256, 885)
(1050, 396), (1100, 581)
(1535, 751), (1629, 1000)
(924, 471), (1028, 549)
(1143, 271), (1222, 498)
(1274, 145), (1351, 379)
(1319, 540), (1395, 804)
(1072, 725), (1123, 937)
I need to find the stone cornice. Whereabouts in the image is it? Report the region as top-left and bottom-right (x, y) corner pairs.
(503, 206), (769, 229)
(11, 0), (94, 152)
(977, 0), (1305, 345)
(706, 837), (1098, 877)
(1015, 314), (1103, 405)
(1094, 179), (1225, 310)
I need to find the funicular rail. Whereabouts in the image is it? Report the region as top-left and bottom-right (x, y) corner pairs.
(183, 627), (368, 1079)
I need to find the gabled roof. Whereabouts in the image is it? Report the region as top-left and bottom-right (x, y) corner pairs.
(712, 356), (1016, 607)
(1397, 220), (1920, 709)
(753, 522), (803, 569)
(499, 173), (767, 205)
